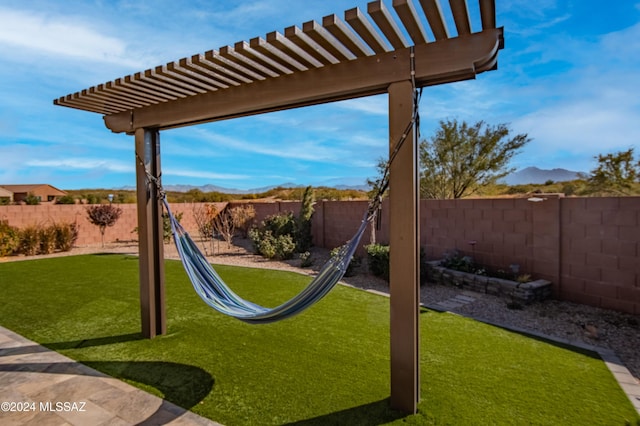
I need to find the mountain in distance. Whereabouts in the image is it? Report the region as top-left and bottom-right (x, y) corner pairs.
(503, 167), (584, 185)
(119, 178), (370, 193)
(117, 168), (582, 193)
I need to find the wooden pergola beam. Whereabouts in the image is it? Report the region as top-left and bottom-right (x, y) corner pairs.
(104, 29), (501, 133)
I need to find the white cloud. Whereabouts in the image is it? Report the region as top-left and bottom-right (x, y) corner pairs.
(0, 7), (147, 68)
(164, 168), (249, 181)
(26, 158), (131, 173)
(336, 96), (388, 115)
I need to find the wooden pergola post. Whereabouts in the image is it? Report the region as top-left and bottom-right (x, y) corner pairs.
(388, 80), (420, 413)
(134, 128), (166, 338)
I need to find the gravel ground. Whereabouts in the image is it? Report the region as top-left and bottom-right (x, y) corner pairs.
(5, 239), (639, 383)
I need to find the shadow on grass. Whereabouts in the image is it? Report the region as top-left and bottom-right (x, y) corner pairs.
(283, 398), (407, 425)
(0, 359), (214, 424)
(44, 332), (144, 350)
(83, 360), (214, 409)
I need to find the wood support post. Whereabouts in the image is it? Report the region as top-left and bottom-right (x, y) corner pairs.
(134, 128), (166, 338)
(388, 80), (420, 413)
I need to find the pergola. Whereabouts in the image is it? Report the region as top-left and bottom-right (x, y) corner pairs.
(55, 0), (502, 413)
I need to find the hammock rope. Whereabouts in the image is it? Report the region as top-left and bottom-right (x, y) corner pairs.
(139, 46), (421, 323)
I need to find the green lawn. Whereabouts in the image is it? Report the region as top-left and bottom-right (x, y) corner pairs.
(0, 255), (637, 425)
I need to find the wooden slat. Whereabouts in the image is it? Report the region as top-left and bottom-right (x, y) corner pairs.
(449, 0), (472, 35)
(141, 69), (202, 97)
(234, 41), (295, 75)
(204, 50), (262, 83)
(393, 0), (429, 44)
(249, 37), (308, 72)
(479, 0), (496, 30)
(56, 94), (121, 114)
(266, 31), (324, 69)
(164, 63), (224, 92)
(345, 7), (391, 53)
(152, 66), (208, 94)
(97, 84), (148, 108)
(322, 14), (372, 57)
(170, 60), (230, 90)
(85, 87), (140, 110)
(418, 0), (449, 40)
(109, 80), (168, 103)
(101, 82), (160, 107)
(367, 1), (409, 49)
(127, 73), (187, 100)
(193, 53), (251, 85)
(302, 20), (356, 61)
(178, 57), (233, 89)
(218, 46), (278, 79)
(115, 77), (175, 103)
(284, 26), (340, 66)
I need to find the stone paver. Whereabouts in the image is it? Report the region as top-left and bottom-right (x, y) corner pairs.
(0, 326), (221, 426)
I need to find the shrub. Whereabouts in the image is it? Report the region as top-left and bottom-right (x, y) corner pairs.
(300, 251), (313, 268)
(0, 220), (20, 256)
(38, 226), (57, 255)
(162, 212), (183, 243)
(54, 222), (79, 252)
(55, 195), (76, 204)
(331, 246), (361, 277)
(296, 186), (314, 252)
(24, 193), (41, 205)
(19, 226), (40, 256)
(262, 212), (297, 237)
(250, 229), (296, 260)
(365, 243), (390, 282)
(230, 205), (256, 238)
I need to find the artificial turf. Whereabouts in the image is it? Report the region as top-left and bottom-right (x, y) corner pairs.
(0, 254), (638, 425)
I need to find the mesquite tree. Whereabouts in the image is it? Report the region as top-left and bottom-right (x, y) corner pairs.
(420, 119), (530, 199)
(587, 148), (640, 195)
(86, 204), (122, 247)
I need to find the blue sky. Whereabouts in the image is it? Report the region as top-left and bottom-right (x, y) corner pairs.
(1, 0), (639, 190)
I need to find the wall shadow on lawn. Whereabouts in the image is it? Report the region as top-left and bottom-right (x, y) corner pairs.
(0, 360), (214, 425)
(44, 332), (144, 350)
(82, 360), (214, 409)
(41, 333), (215, 409)
(283, 398), (407, 425)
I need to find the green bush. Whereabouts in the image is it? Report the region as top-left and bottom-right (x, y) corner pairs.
(0, 220), (20, 256)
(263, 212), (297, 237)
(54, 222), (79, 252)
(55, 195), (76, 204)
(24, 193), (41, 205)
(19, 226), (40, 256)
(38, 226), (57, 255)
(365, 243), (390, 282)
(331, 246), (361, 277)
(299, 251), (313, 268)
(250, 229), (296, 260)
(250, 212), (299, 260)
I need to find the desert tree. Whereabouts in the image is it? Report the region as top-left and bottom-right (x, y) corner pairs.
(86, 204), (122, 247)
(420, 119), (530, 199)
(586, 148), (639, 195)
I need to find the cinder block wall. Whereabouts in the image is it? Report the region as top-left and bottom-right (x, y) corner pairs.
(1, 197), (638, 314)
(560, 197), (639, 313)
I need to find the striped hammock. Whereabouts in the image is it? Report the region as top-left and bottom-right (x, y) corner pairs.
(164, 199), (371, 324)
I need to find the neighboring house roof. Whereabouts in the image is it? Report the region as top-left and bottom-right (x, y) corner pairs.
(0, 187), (13, 198)
(0, 184), (67, 196)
